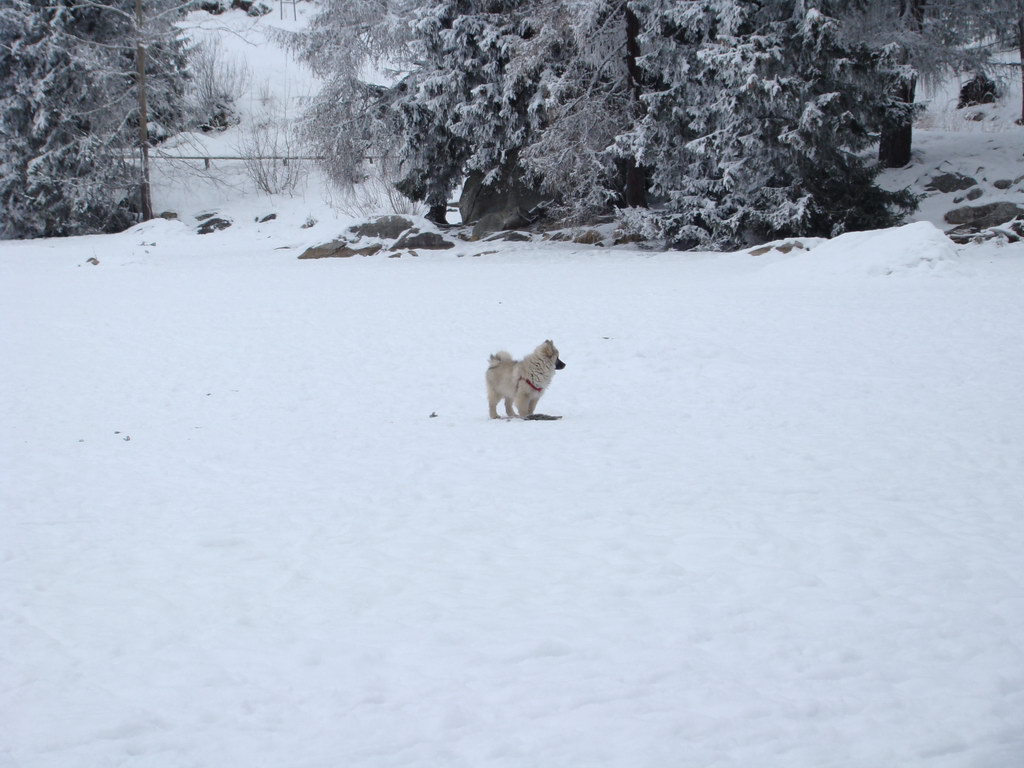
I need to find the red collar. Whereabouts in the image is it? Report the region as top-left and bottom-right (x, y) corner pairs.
(521, 377), (543, 392)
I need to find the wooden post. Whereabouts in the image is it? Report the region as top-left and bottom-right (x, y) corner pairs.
(1018, 16), (1024, 125)
(134, 0), (153, 221)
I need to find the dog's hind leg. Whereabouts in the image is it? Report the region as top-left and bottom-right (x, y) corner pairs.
(487, 385), (502, 419)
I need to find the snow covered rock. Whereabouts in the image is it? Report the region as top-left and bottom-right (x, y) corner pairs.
(349, 216), (415, 240)
(944, 202), (1024, 229)
(925, 172), (978, 193)
(391, 231), (455, 251)
(748, 239), (814, 256)
(197, 217), (232, 235)
(298, 241), (383, 259)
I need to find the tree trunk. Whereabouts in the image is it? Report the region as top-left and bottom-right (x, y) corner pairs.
(878, 0), (925, 169)
(1018, 15), (1024, 125)
(425, 203), (448, 226)
(622, 4), (647, 208)
(879, 77), (916, 168)
(134, 0), (153, 221)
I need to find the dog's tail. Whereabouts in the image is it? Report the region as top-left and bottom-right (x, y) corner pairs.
(488, 350), (512, 369)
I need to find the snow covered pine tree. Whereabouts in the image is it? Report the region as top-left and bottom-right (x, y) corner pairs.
(389, 0), (551, 220)
(297, 0), (651, 226)
(623, 0), (916, 249)
(0, 0), (190, 239)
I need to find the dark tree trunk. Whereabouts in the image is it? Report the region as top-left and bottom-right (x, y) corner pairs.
(622, 4), (647, 208)
(425, 203), (448, 226)
(878, 0), (925, 169)
(1018, 16), (1024, 124)
(879, 77), (916, 168)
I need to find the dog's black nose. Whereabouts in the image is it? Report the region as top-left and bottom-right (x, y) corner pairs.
(555, 358), (566, 370)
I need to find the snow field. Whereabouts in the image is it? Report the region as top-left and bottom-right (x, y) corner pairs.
(2, 224), (1023, 767)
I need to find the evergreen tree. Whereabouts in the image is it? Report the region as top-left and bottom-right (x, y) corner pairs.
(0, 0), (191, 239)
(519, 0), (649, 222)
(623, 0), (916, 249)
(390, 0), (551, 213)
(296, 0), (649, 223)
(394, 0), (650, 222)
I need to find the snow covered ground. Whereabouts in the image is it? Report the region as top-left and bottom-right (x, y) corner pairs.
(3, 219), (1024, 768)
(3, 7), (1024, 768)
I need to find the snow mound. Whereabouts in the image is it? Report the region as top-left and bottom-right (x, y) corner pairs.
(123, 217), (190, 240)
(767, 221), (960, 278)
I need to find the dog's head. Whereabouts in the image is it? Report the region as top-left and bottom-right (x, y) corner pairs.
(540, 339), (566, 370)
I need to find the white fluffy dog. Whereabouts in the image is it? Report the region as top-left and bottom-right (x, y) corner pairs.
(486, 340), (566, 419)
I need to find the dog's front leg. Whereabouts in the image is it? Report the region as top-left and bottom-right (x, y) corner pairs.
(513, 392), (532, 419)
(504, 398), (516, 418)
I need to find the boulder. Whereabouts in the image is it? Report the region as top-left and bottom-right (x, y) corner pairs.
(197, 217), (232, 234)
(572, 229), (604, 245)
(612, 231), (645, 246)
(925, 172), (977, 194)
(945, 222), (1023, 246)
(749, 240), (808, 256)
(348, 215), (414, 240)
(298, 241), (383, 259)
(472, 211), (530, 241)
(944, 202), (1024, 229)
(484, 231), (533, 242)
(459, 169), (550, 238)
(392, 230), (455, 250)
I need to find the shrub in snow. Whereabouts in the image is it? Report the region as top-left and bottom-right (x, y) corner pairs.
(958, 73), (998, 109)
(189, 39), (250, 133)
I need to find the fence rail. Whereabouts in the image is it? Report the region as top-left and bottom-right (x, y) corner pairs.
(151, 154), (324, 168)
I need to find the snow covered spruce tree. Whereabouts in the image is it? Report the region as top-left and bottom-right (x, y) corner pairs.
(0, 0), (191, 239)
(623, 0), (916, 249)
(293, 0), (533, 221)
(295, 0), (651, 224)
(394, 0), (652, 223)
(516, 0), (649, 221)
(387, 0), (554, 219)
